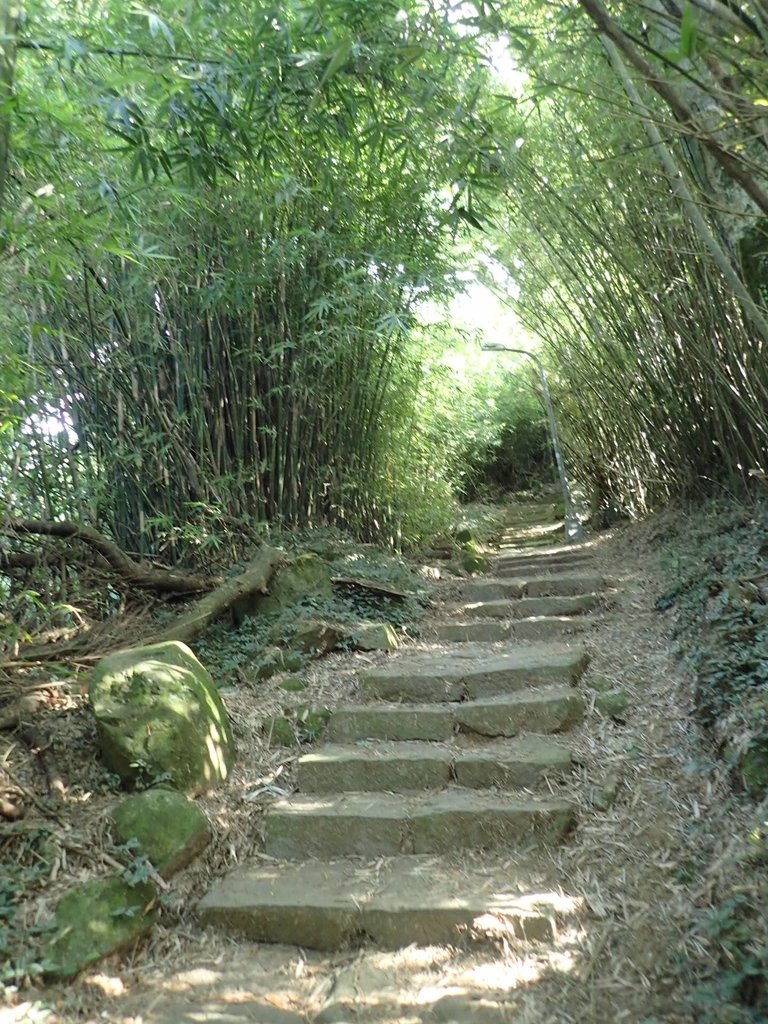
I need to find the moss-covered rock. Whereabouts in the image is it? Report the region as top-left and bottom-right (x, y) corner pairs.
(90, 641), (235, 795)
(249, 646), (308, 684)
(279, 675), (308, 693)
(264, 715), (297, 746)
(296, 705), (331, 741)
(255, 554), (332, 615)
(351, 621), (399, 652)
(454, 528), (475, 545)
(595, 690), (630, 717)
(44, 875), (157, 979)
(460, 549), (490, 574)
(111, 788), (210, 877)
(587, 675), (615, 693)
(290, 619), (346, 654)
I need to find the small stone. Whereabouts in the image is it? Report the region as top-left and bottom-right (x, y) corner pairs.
(264, 716), (297, 746)
(296, 705), (331, 741)
(111, 788), (210, 877)
(587, 675), (615, 693)
(279, 676), (308, 692)
(595, 691), (630, 717)
(44, 875), (157, 979)
(461, 550), (490, 574)
(592, 773), (620, 811)
(291, 620), (346, 655)
(351, 622), (399, 652)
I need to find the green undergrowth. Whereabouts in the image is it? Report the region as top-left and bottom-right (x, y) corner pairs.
(656, 500), (768, 798)
(197, 534), (432, 681)
(655, 498), (768, 1022)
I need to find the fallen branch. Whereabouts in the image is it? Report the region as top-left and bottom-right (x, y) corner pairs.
(1, 519), (219, 594)
(150, 545), (285, 645)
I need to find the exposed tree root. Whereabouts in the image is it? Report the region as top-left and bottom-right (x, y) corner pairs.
(1, 519), (220, 594)
(150, 545), (284, 646)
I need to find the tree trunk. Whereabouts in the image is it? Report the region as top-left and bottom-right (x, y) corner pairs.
(0, 2), (19, 218)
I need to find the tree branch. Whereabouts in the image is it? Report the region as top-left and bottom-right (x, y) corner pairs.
(577, 0), (768, 218)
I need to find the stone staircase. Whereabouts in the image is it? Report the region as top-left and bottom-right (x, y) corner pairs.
(198, 519), (605, 954)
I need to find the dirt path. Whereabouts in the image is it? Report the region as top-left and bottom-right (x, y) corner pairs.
(16, 505), (724, 1024)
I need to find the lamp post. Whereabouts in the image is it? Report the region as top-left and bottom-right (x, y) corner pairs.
(482, 343), (584, 543)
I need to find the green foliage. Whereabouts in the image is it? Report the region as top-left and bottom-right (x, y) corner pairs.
(0, 827), (56, 994)
(657, 502), (768, 795)
(1, 0), (506, 558)
(691, 894), (768, 1023)
(197, 539), (430, 680)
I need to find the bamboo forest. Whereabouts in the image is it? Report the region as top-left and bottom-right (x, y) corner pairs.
(1, 3), (768, 1023)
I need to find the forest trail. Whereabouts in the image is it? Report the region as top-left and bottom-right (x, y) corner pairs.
(64, 501), (703, 1024)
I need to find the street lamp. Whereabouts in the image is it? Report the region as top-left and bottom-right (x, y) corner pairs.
(482, 343), (584, 543)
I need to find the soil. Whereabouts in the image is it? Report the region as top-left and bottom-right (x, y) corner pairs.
(1, 510), (753, 1023)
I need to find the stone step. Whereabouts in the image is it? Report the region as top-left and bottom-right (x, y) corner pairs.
(329, 703), (455, 742)
(329, 686), (584, 743)
(264, 791), (575, 858)
(455, 688), (585, 737)
(496, 548), (595, 569)
(430, 616), (596, 644)
(463, 573), (604, 602)
(359, 643), (588, 703)
(496, 559), (593, 578)
(461, 593), (600, 620)
(198, 855), (583, 951)
(430, 621), (513, 644)
(297, 735), (573, 793)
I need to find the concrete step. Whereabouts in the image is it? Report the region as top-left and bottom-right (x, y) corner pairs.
(264, 790), (575, 858)
(359, 643), (589, 703)
(461, 593), (600, 620)
(329, 686), (584, 743)
(198, 855), (583, 950)
(463, 573), (604, 602)
(297, 735), (572, 793)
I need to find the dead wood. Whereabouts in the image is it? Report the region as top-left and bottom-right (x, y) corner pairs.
(1, 519), (220, 594)
(19, 725), (67, 800)
(150, 545), (285, 646)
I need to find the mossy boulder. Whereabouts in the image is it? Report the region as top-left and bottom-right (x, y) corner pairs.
(44, 875), (157, 980)
(111, 788), (210, 877)
(255, 554), (332, 615)
(90, 641), (235, 795)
